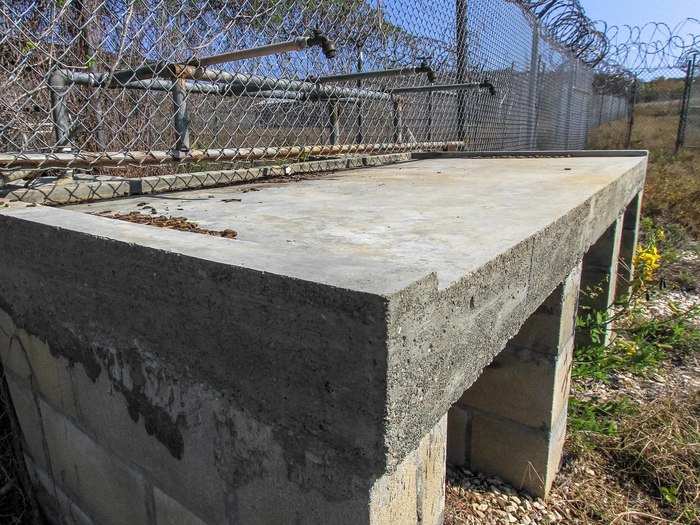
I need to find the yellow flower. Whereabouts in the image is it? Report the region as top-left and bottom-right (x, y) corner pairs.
(634, 243), (661, 284)
(615, 338), (638, 356)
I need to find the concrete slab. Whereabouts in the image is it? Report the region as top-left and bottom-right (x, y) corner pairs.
(65, 155), (646, 295)
(0, 153), (647, 520)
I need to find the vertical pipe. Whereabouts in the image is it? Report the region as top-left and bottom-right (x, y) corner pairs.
(625, 79), (638, 149)
(527, 25), (540, 149)
(564, 60), (576, 149)
(427, 90), (433, 141)
(455, 0), (468, 141)
(356, 46), (364, 144)
(328, 99), (339, 145)
(172, 73), (190, 154)
(675, 55), (695, 154)
(392, 97), (403, 143)
(49, 71), (71, 149)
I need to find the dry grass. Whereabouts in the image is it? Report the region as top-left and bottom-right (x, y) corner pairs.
(560, 389), (700, 524)
(587, 110), (700, 236)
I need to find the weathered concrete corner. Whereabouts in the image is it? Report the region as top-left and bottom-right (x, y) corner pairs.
(0, 153), (647, 523)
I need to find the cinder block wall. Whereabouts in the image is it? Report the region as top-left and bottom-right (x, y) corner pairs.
(1, 308), (220, 525)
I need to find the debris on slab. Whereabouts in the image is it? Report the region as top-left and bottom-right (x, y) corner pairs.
(102, 211), (238, 239)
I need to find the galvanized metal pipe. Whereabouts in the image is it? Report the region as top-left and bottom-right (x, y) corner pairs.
(194, 37), (326, 68)
(389, 81), (495, 95)
(110, 32), (336, 83)
(0, 142), (464, 169)
(48, 70), (71, 148)
(57, 69), (393, 102)
(314, 64), (436, 84)
(172, 75), (190, 153)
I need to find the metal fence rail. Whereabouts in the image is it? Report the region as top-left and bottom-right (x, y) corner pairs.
(0, 0), (640, 182)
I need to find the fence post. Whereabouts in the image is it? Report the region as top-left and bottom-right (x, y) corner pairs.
(675, 55), (696, 154)
(172, 70), (190, 154)
(564, 60), (576, 149)
(625, 79), (638, 149)
(427, 90), (433, 141)
(456, 0), (468, 142)
(392, 96), (403, 143)
(356, 46), (364, 144)
(328, 99), (339, 145)
(527, 25), (540, 148)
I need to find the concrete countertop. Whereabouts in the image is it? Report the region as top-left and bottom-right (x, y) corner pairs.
(7, 155), (645, 296)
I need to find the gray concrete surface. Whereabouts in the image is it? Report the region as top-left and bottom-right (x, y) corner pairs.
(577, 216), (624, 347)
(0, 153), (646, 523)
(450, 263), (582, 497)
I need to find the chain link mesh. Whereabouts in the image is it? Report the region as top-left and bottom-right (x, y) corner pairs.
(0, 0), (639, 183)
(686, 56), (700, 148)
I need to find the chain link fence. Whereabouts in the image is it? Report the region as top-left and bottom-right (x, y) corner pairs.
(0, 0), (636, 185)
(682, 54), (699, 149)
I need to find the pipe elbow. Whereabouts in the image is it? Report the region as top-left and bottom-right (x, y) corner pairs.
(308, 29), (336, 59)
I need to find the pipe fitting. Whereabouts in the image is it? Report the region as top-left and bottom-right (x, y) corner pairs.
(307, 29), (337, 59)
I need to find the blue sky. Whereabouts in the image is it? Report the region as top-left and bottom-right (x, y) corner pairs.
(581, 0), (698, 29)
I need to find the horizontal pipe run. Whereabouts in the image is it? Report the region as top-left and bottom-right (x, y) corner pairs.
(58, 69), (393, 102)
(61, 71), (310, 101)
(0, 142), (464, 169)
(390, 81), (496, 95)
(111, 32), (336, 83)
(314, 64), (436, 84)
(191, 31), (336, 66)
(194, 38), (315, 68)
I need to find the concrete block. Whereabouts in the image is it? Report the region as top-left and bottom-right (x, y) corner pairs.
(468, 407), (567, 498)
(39, 398), (149, 525)
(457, 338), (573, 430)
(0, 154), (647, 520)
(446, 405), (469, 466)
(154, 487), (207, 525)
(450, 265), (578, 497)
(0, 305), (15, 338)
(5, 372), (47, 469)
(369, 414), (446, 525)
(1, 335), (32, 380)
(617, 192), (642, 300)
(28, 458), (96, 525)
(69, 358), (228, 525)
(509, 263), (581, 356)
(578, 216), (623, 347)
(19, 329), (77, 418)
(415, 414), (446, 525)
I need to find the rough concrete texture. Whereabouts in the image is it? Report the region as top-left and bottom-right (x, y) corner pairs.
(0, 154), (646, 521)
(449, 263), (582, 497)
(577, 215), (624, 347)
(617, 192), (643, 300)
(27, 456), (96, 525)
(153, 487), (208, 525)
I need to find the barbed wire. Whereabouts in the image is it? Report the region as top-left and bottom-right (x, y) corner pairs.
(0, 0), (694, 183)
(512, 1), (699, 73)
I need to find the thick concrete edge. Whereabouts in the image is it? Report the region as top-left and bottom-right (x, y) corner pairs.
(382, 156), (646, 467)
(411, 150), (649, 159)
